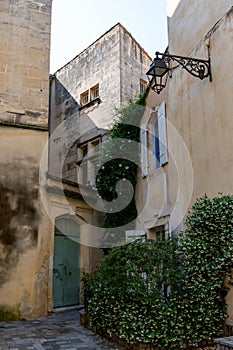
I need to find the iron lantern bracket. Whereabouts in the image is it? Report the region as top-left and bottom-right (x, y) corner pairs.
(155, 51), (212, 81)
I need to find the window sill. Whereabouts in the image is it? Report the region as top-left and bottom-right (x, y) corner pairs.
(79, 97), (101, 110)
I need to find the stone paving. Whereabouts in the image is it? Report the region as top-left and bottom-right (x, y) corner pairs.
(0, 310), (125, 350)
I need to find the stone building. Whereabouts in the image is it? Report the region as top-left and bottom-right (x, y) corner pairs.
(0, 0), (52, 318)
(135, 0), (233, 314)
(48, 23), (151, 310)
(0, 3), (152, 318)
(49, 23), (151, 183)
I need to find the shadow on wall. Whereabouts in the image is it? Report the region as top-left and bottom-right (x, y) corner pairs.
(49, 76), (103, 183)
(0, 159), (41, 287)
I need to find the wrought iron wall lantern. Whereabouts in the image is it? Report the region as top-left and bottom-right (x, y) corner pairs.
(146, 49), (212, 94)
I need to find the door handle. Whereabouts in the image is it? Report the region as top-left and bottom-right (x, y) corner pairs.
(64, 265), (67, 275)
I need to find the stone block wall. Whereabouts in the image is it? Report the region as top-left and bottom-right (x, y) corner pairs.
(0, 0), (51, 127)
(120, 25), (151, 103)
(49, 23), (151, 183)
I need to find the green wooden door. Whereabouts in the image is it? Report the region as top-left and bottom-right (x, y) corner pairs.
(52, 218), (80, 308)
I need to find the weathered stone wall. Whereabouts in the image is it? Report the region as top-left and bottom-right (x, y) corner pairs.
(54, 24), (122, 131)
(120, 26), (151, 103)
(53, 23), (151, 128)
(50, 23), (151, 183)
(0, 0), (51, 127)
(47, 25), (152, 308)
(0, 0), (52, 319)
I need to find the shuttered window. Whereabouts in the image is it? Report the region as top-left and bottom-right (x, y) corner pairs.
(141, 123), (148, 177)
(155, 101), (168, 168)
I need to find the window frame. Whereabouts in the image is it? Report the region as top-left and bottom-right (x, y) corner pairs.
(80, 90), (89, 106)
(90, 84), (99, 100)
(80, 84), (100, 107)
(140, 123), (148, 177)
(140, 78), (147, 95)
(77, 138), (101, 185)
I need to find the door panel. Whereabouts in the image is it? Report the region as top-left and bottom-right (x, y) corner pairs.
(53, 219), (79, 308)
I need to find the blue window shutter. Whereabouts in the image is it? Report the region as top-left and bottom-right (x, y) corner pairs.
(155, 117), (160, 169)
(141, 123), (148, 176)
(158, 102), (168, 166)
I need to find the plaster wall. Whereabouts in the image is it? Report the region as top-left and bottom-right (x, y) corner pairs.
(135, 89), (169, 230)
(136, 6), (233, 227)
(0, 127), (51, 319)
(166, 8), (233, 211)
(136, 1), (233, 323)
(0, 0), (52, 319)
(167, 9), (233, 318)
(168, 0), (232, 56)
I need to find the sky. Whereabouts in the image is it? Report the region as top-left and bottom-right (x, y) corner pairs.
(49, 0), (179, 73)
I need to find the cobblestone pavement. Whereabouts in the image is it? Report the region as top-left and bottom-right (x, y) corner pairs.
(0, 310), (125, 350)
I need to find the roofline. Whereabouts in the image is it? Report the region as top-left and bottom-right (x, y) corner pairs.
(54, 22), (152, 74)
(118, 23), (152, 61)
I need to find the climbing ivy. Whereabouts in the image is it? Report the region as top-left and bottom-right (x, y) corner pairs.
(83, 194), (233, 348)
(96, 93), (146, 244)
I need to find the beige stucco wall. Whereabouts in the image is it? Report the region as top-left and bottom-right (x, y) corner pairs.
(0, 127), (52, 319)
(136, 5), (233, 233)
(135, 88), (170, 231)
(136, 3), (233, 322)
(166, 7), (233, 209)
(168, 0), (232, 56)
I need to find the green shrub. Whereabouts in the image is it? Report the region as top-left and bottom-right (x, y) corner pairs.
(83, 194), (233, 348)
(83, 237), (184, 348)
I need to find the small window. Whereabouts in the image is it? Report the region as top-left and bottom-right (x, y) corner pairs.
(91, 159), (99, 185)
(90, 84), (99, 100)
(140, 79), (147, 95)
(91, 139), (100, 156)
(81, 144), (88, 158)
(80, 90), (89, 106)
(77, 140), (101, 185)
(147, 223), (170, 241)
(81, 163), (88, 184)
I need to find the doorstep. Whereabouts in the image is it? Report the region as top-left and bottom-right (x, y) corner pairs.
(53, 304), (84, 313)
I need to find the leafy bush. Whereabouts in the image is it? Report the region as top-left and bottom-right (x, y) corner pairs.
(179, 194), (233, 346)
(83, 194), (233, 348)
(83, 237), (184, 348)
